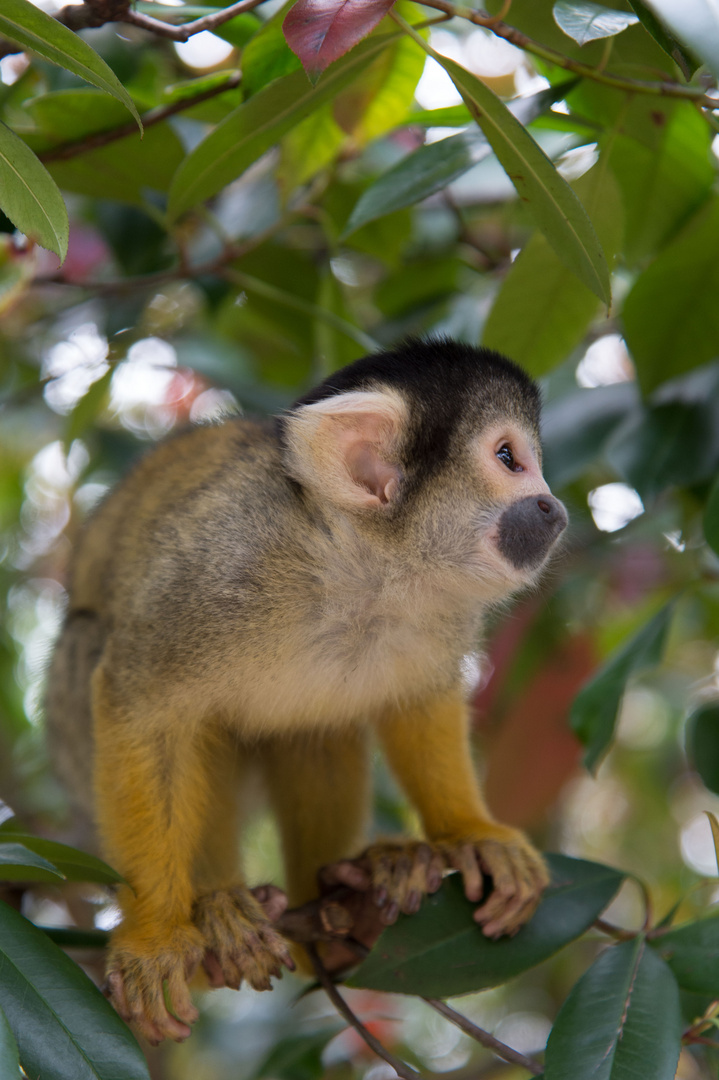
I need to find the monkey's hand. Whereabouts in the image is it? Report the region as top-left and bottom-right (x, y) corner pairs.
(105, 922), (204, 1045)
(194, 884), (295, 992)
(319, 841), (446, 926)
(438, 824), (549, 938)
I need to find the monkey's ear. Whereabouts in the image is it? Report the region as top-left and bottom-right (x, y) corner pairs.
(282, 390), (405, 510)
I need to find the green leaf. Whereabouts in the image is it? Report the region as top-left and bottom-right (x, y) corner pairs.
(347, 854), (624, 997)
(0, 901), (149, 1080)
(644, 0), (719, 80)
(483, 160), (622, 375)
(251, 1027), (343, 1080)
(553, 1), (639, 45)
(544, 937), (682, 1080)
(0, 842), (65, 882)
(627, 0), (699, 79)
(0, 833), (125, 886)
(606, 402), (718, 501)
(39, 927), (110, 950)
(65, 369), (112, 446)
(241, 0), (303, 96)
(623, 199), (719, 395)
(168, 31), (400, 221)
(704, 474), (719, 557)
(651, 912), (719, 995)
(541, 382), (639, 490)
(345, 81), (575, 237)
(0, 1004), (20, 1080)
(0, 0), (140, 129)
(571, 603), (674, 772)
(0, 122), (68, 261)
(396, 15), (611, 303)
(608, 99), (713, 267)
(686, 703), (719, 796)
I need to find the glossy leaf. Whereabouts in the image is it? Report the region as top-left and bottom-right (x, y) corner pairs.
(606, 402), (718, 500)
(40, 927), (110, 950)
(168, 31), (399, 221)
(347, 854), (624, 997)
(0, 0), (140, 128)
(0, 841), (65, 881)
(0, 1005), (20, 1080)
(483, 160), (622, 374)
(0, 901), (149, 1080)
(541, 382), (639, 490)
(544, 937), (682, 1080)
(623, 198), (719, 394)
(608, 99), (713, 267)
(0, 122), (68, 261)
(283, 0), (395, 82)
(345, 81), (576, 236)
(686, 703), (719, 796)
(571, 603), (674, 772)
(644, 0), (719, 79)
(705, 474), (719, 557)
(0, 832), (124, 885)
(651, 912), (719, 994)
(241, 1), (302, 96)
(553, 1), (639, 45)
(627, 0), (699, 79)
(398, 18), (611, 303)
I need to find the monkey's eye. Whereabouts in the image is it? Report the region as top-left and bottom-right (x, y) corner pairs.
(496, 444), (521, 472)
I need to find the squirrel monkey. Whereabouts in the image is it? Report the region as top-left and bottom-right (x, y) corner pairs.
(46, 339), (567, 1044)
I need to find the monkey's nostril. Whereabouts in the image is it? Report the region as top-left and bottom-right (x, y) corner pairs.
(537, 500), (550, 514)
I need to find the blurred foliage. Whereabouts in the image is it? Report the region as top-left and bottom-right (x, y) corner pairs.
(1, 0), (719, 1077)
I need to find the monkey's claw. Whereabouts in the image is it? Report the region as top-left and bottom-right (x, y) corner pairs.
(320, 841), (445, 925)
(194, 885), (294, 992)
(105, 924), (204, 1045)
(440, 827), (549, 938)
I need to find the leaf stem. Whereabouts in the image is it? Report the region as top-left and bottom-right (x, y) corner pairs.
(123, 0), (266, 42)
(424, 999), (543, 1075)
(307, 945), (423, 1080)
(593, 917), (637, 941)
(38, 73), (242, 163)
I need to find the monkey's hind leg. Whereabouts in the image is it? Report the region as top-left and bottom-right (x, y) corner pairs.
(189, 727), (294, 993)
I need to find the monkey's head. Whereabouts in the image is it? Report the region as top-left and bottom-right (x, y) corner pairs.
(281, 339), (567, 601)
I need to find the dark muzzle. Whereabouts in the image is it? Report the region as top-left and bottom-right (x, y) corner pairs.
(496, 495), (568, 569)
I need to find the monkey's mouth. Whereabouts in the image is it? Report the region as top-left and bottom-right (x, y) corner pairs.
(495, 495), (568, 570)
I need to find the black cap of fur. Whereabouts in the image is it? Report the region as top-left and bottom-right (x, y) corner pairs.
(288, 338), (541, 483)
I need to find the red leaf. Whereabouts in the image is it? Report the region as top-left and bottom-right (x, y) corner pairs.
(283, 0), (396, 80)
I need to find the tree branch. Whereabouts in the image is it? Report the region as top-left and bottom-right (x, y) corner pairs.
(122, 0), (266, 42)
(415, 0), (719, 110)
(424, 999), (544, 1076)
(38, 73), (241, 163)
(308, 944), (424, 1080)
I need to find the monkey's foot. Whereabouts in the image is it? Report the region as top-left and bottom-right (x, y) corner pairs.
(105, 923), (204, 1045)
(320, 841), (445, 926)
(193, 885), (295, 992)
(438, 825), (549, 938)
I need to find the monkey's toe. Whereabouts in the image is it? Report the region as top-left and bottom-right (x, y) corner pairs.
(441, 829), (549, 938)
(194, 885), (293, 992)
(105, 924), (203, 1044)
(324, 841), (445, 924)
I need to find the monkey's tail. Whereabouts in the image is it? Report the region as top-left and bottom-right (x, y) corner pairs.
(45, 609), (105, 846)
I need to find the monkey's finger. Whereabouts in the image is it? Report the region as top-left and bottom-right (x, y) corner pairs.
(319, 860), (372, 893)
(202, 950), (227, 988)
(447, 843), (484, 903)
(165, 966), (200, 1030)
(251, 883), (289, 923)
(427, 850), (445, 894)
(403, 844), (433, 914)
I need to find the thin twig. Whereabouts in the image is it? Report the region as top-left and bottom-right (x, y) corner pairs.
(424, 999), (543, 1076)
(307, 944), (423, 1080)
(39, 73), (241, 163)
(123, 0), (266, 41)
(593, 918), (637, 942)
(415, 0), (719, 110)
